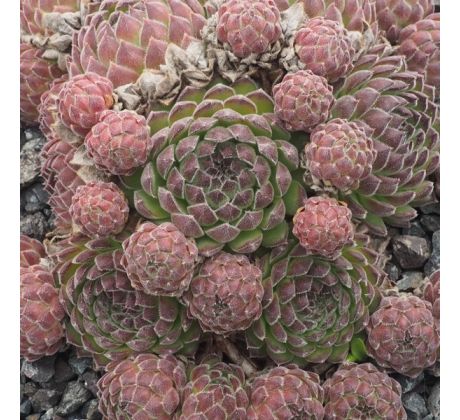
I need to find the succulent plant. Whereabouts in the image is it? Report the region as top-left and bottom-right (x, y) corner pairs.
(58, 72), (114, 136)
(365, 294), (440, 377)
(121, 222), (199, 297)
(21, 265), (66, 361)
(423, 270), (440, 323)
(49, 219), (202, 368)
(84, 110), (152, 176)
(247, 365), (324, 419)
(323, 362), (407, 419)
(246, 233), (385, 366)
(179, 357), (249, 419)
(20, 235), (46, 268)
(40, 136), (86, 232)
(120, 77), (306, 256)
(69, 0), (207, 88)
(69, 181), (130, 238)
(97, 353), (187, 420)
(293, 196), (354, 259)
(302, 42), (439, 235)
(398, 13), (440, 95)
(306, 118), (376, 192)
(293, 17), (355, 82)
(184, 252), (264, 334)
(38, 75), (68, 139)
(273, 70), (335, 132)
(20, 43), (65, 124)
(375, 0), (434, 44)
(301, 0), (379, 41)
(215, 0), (282, 59)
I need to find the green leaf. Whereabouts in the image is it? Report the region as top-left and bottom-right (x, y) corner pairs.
(347, 336), (368, 362)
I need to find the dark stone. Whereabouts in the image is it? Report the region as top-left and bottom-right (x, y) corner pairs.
(30, 389), (62, 413)
(396, 272), (425, 291)
(392, 235), (431, 269)
(55, 381), (92, 416)
(23, 183), (49, 214)
(403, 392), (428, 419)
(39, 379), (67, 394)
(420, 202), (440, 215)
(420, 215), (440, 233)
(393, 372), (425, 394)
(69, 354), (93, 376)
(425, 230), (440, 276)
(20, 212), (50, 241)
(21, 356), (56, 383)
(402, 221), (428, 238)
(23, 382), (38, 398)
(20, 399), (32, 416)
(39, 408), (55, 420)
(20, 136), (46, 188)
(385, 262), (401, 283)
(427, 383), (440, 420)
(81, 399), (102, 420)
(54, 358), (77, 383)
(82, 371), (100, 397)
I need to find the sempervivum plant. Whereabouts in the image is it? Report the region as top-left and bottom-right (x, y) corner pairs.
(215, 0), (282, 59)
(183, 252), (264, 334)
(365, 294), (440, 378)
(120, 77), (306, 256)
(295, 42), (440, 235)
(273, 70), (334, 132)
(178, 357), (249, 419)
(85, 110), (152, 176)
(20, 43), (65, 124)
(422, 270), (440, 326)
(21, 265), (66, 361)
(48, 218), (202, 368)
(293, 196), (354, 259)
(68, 0), (208, 104)
(398, 13), (440, 96)
(20, 235), (46, 268)
(375, 0), (434, 44)
(69, 181), (130, 238)
(247, 366), (324, 419)
(287, 17), (355, 82)
(245, 233), (385, 366)
(323, 363), (407, 419)
(121, 222), (199, 297)
(97, 354), (187, 419)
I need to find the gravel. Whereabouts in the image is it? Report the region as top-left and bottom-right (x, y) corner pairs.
(392, 235), (431, 269)
(21, 357), (56, 383)
(55, 381), (92, 416)
(425, 230), (440, 276)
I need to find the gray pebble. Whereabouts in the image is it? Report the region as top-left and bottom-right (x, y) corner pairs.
(23, 183), (49, 214)
(54, 358), (77, 383)
(23, 382), (38, 398)
(392, 235), (431, 269)
(39, 408), (55, 420)
(20, 212), (50, 241)
(385, 262), (401, 283)
(402, 221), (428, 238)
(419, 202), (440, 215)
(420, 215), (440, 233)
(81, 399), (102, 420)
(69, 355), (93, 376)
(30, 389), (62, 413)
(20, 399), (32, 416)
(20, 136), (46, 188)
(397, 272), (425, 291)
(56, 381), (92, 416)
(26, 414), (40, 420)
(393, 372), (425, 394)
(425, 230), (440, 276)
(427, 382), (440, 419)
(21, 356), (56, 383)
(82, 371), (100, 397)
(403, 392), (428, 419)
